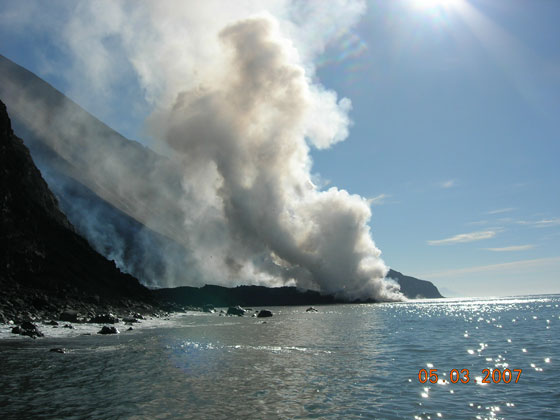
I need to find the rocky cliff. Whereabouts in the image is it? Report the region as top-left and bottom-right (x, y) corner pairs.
(387, 269), (443, 299)
(0, 100), (155, 323)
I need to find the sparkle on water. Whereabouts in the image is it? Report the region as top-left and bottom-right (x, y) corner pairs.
(0, 294), (558, 419)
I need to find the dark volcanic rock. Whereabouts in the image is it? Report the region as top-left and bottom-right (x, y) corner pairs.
(49, 348), (66, 354)
(227, 306), (247, 316)
(32, 296), (49, 309)
(306, 307), (318, 313)
(388, 269), (443, 299)
(98, 326), (119, 335)
(152, 276), (442, 307)
(0, 54), (191, 289)
(123, 317), (139, 324)
(12, 321), (44, 338)
(0, 97), (159, 321)
(203, 304), (215, 313)
(153, 285), (346, 308)
(89, 313), (119, 324)
(257, 310), (273, 318)
(45, 320), (59, 326)
(59, 310), (79, 322)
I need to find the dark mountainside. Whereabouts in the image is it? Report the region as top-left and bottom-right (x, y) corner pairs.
(387, 269), (443, 299)
(154, 284), (352, 307)
(0, 54), (443, 302)
(153, 269), (443, 306)
(0, 54), (188, 288)
(0, 100), (158, 323)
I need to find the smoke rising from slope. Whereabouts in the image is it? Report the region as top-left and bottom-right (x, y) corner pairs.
(150, 15), (395, 299)
(1, 1), (402, 300)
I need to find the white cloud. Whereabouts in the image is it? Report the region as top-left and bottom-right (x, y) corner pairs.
(517, 218), (560, 228)
(427, 230), (497, 245)
(487, 208), (514, 215)
(367, 193), (389, 206)
(484, 244), (535, 252)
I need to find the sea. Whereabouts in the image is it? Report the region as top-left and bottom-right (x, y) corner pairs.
(0, 295), (558, 419)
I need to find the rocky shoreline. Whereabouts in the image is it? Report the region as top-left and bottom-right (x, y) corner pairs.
(0, 283), (287, 340)
(0, 280), (192, 339)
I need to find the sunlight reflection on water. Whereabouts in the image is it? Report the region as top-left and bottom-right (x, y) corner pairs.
(0, 295), (558, 419)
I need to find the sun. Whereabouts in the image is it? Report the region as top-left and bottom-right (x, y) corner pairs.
(411, 0), (461, 11)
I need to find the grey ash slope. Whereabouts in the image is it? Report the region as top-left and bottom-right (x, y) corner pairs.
(0, 54), (443, 299)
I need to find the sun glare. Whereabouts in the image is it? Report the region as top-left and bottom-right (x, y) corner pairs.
(411, 0), (461, 11)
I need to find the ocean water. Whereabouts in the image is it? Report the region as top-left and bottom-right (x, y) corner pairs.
(0, 295), (558, 419)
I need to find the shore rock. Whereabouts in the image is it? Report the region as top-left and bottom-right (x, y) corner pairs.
(123, 317), (139, 324)
(98, 326), (119, 334)
(257, 310), (273, 318)
(89, 313), (119, 324)
(203, 304), (215, 313)
(227, 306), (247, 316)
(306, 307), (318, 313)
(59, 310), (79, 322)
(11, 321), (44, 338)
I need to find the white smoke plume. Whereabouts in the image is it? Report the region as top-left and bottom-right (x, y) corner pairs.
(1, 0), (402, 300)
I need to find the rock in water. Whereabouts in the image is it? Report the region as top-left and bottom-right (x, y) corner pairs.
(98, 326), (119, 334)
(257, 310), (273, 318)
(306, 307), (318, 313)
(203, 304), (215, 313)
(227, 306), (247, 316)
(49, 348), (66, 354)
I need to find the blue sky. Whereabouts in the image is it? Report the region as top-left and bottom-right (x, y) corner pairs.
(312, 0), (560, 296)
(1, 0), (559, 296)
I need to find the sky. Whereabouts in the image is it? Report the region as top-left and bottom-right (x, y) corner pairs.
(1, 0), (559, 297)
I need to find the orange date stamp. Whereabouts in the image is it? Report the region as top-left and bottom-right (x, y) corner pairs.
(418, 368), (522, 384)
